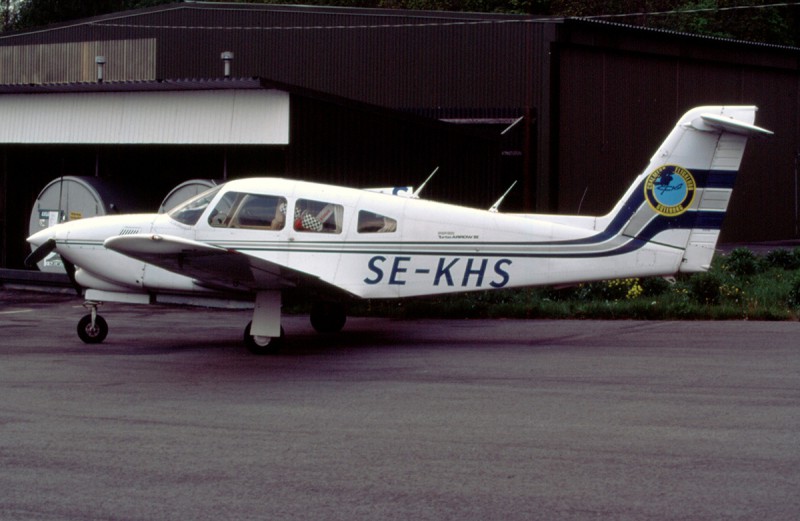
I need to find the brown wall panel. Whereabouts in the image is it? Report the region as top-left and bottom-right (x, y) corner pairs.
(555, 33), (800, 241)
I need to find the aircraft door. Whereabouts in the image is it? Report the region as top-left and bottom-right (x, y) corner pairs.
(287, 198), (347, 284)
(196, 191), (291, 269)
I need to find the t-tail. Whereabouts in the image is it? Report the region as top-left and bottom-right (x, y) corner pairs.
(587, 105), (771, 274)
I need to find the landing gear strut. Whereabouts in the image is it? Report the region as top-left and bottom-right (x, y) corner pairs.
(77, 300), (108, 344)
(243, 291), (284, 354)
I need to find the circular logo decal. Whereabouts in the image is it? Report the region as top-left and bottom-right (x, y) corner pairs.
(644, 165), (696, 216)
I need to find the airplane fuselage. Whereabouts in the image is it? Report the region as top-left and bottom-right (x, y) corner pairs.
(30, 177), (686, 301)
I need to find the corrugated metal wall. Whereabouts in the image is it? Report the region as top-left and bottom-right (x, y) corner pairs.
(0, 39), (155, 84)
(553, 21), (800, 242)
(143, 5), (545, 117)
(0, 5), (547, 118)
(287, 95), (503, 208)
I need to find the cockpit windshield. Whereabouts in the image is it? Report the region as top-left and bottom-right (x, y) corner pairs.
(168, 186), (222, 226)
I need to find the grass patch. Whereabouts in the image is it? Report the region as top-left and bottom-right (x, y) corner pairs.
(344, 247), (800, 321)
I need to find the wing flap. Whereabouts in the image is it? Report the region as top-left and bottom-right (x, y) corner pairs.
(104, 233), (326, 293)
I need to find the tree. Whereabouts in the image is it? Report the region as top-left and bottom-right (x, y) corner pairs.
(661, 0), (798, 47)
(4, 0), (799, 46)
(1, 0), (20, 31)
(550, 0), (799, 46)
(9, 0), (173, 31)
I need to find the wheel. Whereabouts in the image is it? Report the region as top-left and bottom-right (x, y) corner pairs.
(77, 314), (109, 344)
(310, 302), (346, 333)
(243, 321), (284, 355)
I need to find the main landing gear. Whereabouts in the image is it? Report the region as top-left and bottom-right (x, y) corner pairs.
(74, 296), (347, 353)
(243, 321), (285, 355)
(242, 302), (347, 355)
(310, 302), (347, 334)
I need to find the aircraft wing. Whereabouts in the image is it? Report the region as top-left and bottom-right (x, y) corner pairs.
(104, 233), (346, 295)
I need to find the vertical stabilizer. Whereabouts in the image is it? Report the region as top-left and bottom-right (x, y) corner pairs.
(599, 106), (771, 273)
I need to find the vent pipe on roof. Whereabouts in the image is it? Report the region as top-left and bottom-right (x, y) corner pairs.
(221, 51), (234, 78)
(95, 56), (106, 83)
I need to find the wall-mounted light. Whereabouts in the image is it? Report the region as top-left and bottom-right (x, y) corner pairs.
(221, 51), (234, 78)
(95, 56), (106, 83)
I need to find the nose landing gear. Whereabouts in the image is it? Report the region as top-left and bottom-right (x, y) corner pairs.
(77, 300), (108, 344)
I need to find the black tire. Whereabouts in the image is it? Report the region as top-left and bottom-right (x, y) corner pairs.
(243, 321), (284, 355)
(310, 303), (346, 333)
(77, 314), (108, 344)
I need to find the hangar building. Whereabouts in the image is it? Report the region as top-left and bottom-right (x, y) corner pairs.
(0, 2), (798, 275)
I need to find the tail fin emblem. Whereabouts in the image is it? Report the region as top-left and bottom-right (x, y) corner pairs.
(644, 165), (697, 216)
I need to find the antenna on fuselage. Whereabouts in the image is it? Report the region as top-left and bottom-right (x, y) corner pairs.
(488, 180), (518, 213)
(411, 166), (439, 199)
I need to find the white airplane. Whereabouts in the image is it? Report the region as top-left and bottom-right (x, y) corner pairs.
(26, 105), (771, 353)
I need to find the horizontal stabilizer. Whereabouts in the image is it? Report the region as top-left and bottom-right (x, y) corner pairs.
(696, 113), (773, 137)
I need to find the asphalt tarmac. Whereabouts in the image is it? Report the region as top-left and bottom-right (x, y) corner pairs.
(0, 289), (798, 521)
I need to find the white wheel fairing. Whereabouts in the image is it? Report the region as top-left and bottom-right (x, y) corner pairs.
(243, 321), (284, 354)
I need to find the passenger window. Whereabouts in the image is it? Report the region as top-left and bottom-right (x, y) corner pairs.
(294, 199), (343, 233)
(209, 192), (288, 230)
(358, 210), (397, 233)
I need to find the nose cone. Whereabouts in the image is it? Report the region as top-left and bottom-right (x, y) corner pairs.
(25, 229), (58, 268)
(27, 226), (57, 248)
(26, 221), (72, 267)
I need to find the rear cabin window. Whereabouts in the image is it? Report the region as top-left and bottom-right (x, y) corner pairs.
(294, 199), (343, 233)
(357, 211), (397, 233)
(208, 192), (288, 230)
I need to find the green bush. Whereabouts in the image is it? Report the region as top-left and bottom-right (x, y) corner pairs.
(788, 275), (800, 308)
(640, 276), (671, 297)
(764, 248), (800, 270)
(722, 247), (761, 277)
(567, 278), (644, 302)
(593, 279), (632, 301)
(689, 272), (722, 305)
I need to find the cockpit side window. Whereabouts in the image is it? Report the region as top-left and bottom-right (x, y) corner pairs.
(208, 192), (288, 230)
(208, 191), (242, 227)
(169, 186), (222, 226)
(358, 210), (397, 233)
(294, 199), (343, 233)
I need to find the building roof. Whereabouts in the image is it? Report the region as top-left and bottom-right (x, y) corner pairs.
(0, 76), (269, 94)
